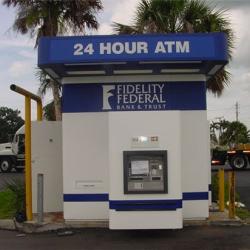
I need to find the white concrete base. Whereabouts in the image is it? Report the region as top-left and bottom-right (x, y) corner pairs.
(109, 209), (183, 229)
(183, 200), (209, 219)
(64, 202), (109, 220)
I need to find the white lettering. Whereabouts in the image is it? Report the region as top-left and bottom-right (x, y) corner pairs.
(137, 42), (148, 53)
(145, 94), (152, 103)
(158, 83), (164, 93)
(100, 42), (111, 54)
(112, 42), (124, 54)
(125, 42), (137, 54)
(164, 41), (175, 53)
(155, 41), (166, 53)
(74, 43), (83, 55)
(117, 94), (123, 104)
(176, 41), (190, 53)
(117, 85), (123, 94)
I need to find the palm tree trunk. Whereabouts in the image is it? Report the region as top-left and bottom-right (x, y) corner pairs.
(51, 82), (62, 121)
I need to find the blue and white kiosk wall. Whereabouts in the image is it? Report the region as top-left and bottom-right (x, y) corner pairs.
(38, 33), (228, 229)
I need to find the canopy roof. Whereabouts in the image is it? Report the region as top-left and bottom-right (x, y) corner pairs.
(38, 33), (228, 81)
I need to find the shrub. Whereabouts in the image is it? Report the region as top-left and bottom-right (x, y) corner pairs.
(0, 180), (25, 219)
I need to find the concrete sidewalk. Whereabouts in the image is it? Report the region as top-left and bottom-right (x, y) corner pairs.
(0, 206), (246, 233)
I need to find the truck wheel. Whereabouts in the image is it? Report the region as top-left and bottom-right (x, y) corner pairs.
(0, 157), (12, 173)
(230, 155), (248, 170)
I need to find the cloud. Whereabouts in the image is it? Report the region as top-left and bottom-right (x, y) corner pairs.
(97, 0), (139, 33)
(8, 60), (35, 78)
(0, 37), (34, 48)
(214, 0), (250, 10)
(18, 50), (36, 59)
(108, 0), (139, 24)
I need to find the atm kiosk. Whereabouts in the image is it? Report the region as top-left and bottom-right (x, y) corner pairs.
(38, 33), (228, 229)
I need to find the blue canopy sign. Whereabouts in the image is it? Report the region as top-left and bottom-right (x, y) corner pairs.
(39, 33), (228, 65)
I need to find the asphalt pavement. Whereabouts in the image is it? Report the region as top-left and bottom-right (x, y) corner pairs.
(1, 226), (250, 250)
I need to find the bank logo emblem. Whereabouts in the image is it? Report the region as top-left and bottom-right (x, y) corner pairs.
(102, 85), (115, 110)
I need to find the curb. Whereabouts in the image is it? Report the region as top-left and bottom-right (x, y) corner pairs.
(0, 218), (247, 233)
(15, 222), (67, 233)
(209, 220), (243, 227)
(0, 219), (16, 230)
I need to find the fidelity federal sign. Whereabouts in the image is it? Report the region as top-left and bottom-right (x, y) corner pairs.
(62, 82), (207, 113)
(102, 83), (166, 111)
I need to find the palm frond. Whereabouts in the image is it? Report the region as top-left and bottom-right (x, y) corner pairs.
(112, 22), (139, 35)
(112, 0), (234, 96)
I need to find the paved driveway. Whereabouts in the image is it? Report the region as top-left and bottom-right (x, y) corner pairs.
(1, 226), (250, 250)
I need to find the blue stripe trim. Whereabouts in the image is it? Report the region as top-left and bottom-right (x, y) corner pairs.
(63, 193), (109, 202)
(109, 199), (182, 211)
(182, 192), (208, 200)
(63, 192), (209, 202)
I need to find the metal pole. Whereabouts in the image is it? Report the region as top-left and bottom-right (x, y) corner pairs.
(10, 84), (43, 221)
(37, 174), (44, 224)
(25, 96), (32, 221)
(218, 168), (225, 212)
(228, 171), (236, 219)
(235, 102), (239, 122)
(10, 84), (43, 121)
(10, 84), (41, 103)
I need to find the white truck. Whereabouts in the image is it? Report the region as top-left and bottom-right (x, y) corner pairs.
(0, 125), (25, 173)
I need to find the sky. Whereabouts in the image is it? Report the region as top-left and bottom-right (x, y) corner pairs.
(0, 0), (250, 127)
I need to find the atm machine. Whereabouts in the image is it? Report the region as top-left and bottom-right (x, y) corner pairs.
(38, 33), (228, 230)
(108, 110), (183, 229)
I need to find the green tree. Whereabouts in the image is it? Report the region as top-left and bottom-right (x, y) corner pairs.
(113, 0), (234, 96)
(220, 121), (250, 146)
(43, 100), (56, 121)
(3, 0), (103, 120)
(0, 107), (24, 143)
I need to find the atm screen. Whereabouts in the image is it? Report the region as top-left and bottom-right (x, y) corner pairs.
(123, 151), (168, 194)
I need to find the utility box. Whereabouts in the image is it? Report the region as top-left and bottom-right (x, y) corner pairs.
(38, 33), (228, 229)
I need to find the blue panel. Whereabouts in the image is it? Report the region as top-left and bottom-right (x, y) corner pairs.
(38, 33), (228, 66)
(109, 199), (182, 211)
(63, 193), (209, 203)
(62, 81), (206, 113)
(182, 192), (209, 200)
(64, 193), (109, 202)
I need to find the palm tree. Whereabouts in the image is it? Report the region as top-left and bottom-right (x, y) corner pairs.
(3, 0), (103, 120)
(113, 0), (234, 96)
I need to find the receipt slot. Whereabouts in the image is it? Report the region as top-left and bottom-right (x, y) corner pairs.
(123, 151), (167, 194)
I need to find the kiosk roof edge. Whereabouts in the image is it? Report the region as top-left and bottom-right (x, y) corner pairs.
(38, 32), (228, 80)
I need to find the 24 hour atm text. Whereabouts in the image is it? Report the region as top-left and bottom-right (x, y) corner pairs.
(73, 41), (190, 56)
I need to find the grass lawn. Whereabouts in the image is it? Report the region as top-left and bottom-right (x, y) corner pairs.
(236, 207), (250, 220)
(0, 188), (16, 219)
